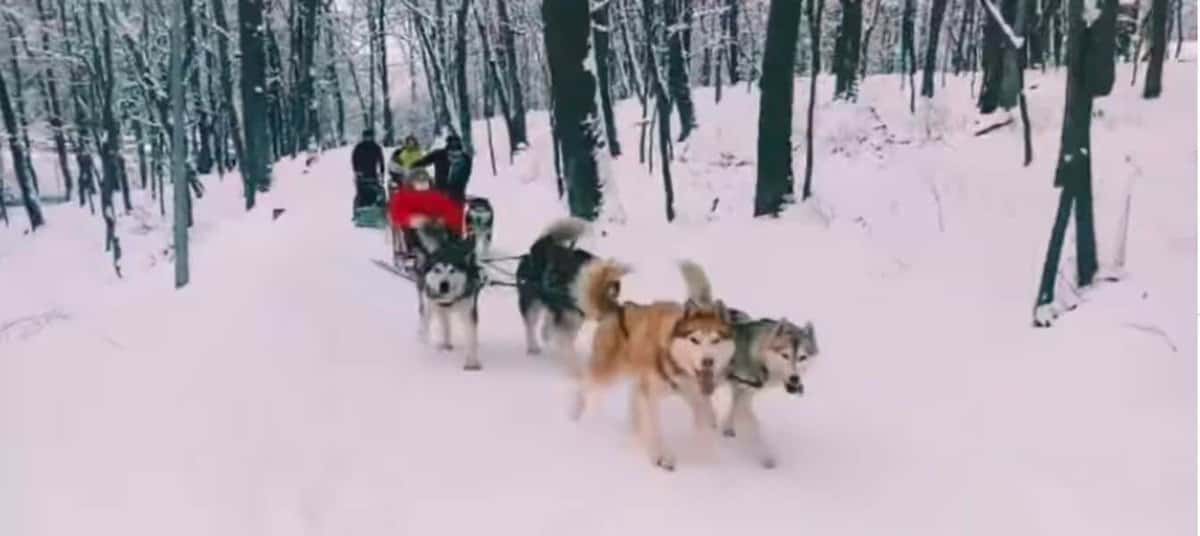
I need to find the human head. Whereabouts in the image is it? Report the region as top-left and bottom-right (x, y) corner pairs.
(404, 135), (418, 148)
(445, 134), (462, 151)
(362, 128), (375, 141)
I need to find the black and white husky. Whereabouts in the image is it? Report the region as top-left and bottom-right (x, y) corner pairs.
(515, 218), (598, 374)
(411, 222), (485, 370)
(721, 309), (821, 468)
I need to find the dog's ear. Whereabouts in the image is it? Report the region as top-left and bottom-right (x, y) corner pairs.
(683, 298), (700, 317)
(714, 299), (731, 323)
(804, 321), (819, 354)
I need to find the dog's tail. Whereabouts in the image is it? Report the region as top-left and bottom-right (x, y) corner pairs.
(678, 260), (714, 304)
(530, 217), (589, 252)
(573, 258), (631, 320)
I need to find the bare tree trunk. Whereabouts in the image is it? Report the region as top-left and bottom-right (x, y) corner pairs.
(834, 0), (864, 99)
(726, 0), (741, 83)
(239, 0), (271, 206)
(34, 0), (73, 201)
(4, 16), (39, 196)
(755, 0), (803, 216)
(170, 0), (190, 288)
(803, 0), (826, 201)
(666, 0), (698, 140)
(94, 2), (124, 275)
(377, 0), (394, 146)
(901, 0), (917, 111)
(593, 0), (622, 156)
(1143, 0), (1168, 97)
(496, 0), (529, 149)
(921, 0), (949, 97)
(0, 68), (42, 229)
(544, 0), (604, 220)
(454, 0), (474, 151)
(213, 0), (247, 183)
(1033, 0), (1116, 326)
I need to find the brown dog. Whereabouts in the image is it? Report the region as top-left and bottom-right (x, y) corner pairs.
(569, 260), (735, 471)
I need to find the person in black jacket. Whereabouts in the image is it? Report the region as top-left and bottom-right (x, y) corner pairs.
(410, 134), (473, 202)
(350, 129), (386, 211)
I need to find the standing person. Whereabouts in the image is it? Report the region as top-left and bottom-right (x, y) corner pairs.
(410, 134), (473, 202)
(388, 134), (424, 187)
(350, 129), (386, 214)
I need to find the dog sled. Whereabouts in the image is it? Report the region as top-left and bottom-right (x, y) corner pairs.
(387, 182), (496, 276)
(352, 175), (388, 229)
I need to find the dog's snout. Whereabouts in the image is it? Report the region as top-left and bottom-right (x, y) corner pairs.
(701, 357), (714, 368)
(785, 376), (803, 395)
(438, 281), (450, 294)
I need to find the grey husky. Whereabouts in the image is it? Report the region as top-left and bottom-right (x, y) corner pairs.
(720, 309), (820, 468)
(411, 222), (485, 370)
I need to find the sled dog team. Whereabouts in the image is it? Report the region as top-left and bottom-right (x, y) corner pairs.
(405, 217), (821, 472)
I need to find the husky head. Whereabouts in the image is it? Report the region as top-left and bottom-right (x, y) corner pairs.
(669, 299), (736, 394)
(757, 319), (820, 396)
(414, 223), (477, 304)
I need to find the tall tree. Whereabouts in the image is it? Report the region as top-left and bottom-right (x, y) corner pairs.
(377, 0), (395, 146)
(0, 68), (43, 230)
(3, 16), (39, 196)
(978, 0), (1019, 112)
(665, 0), (698, 140)
(292, 0), (321, 152)
(592, 0), (622, 156)
(900, 0), (917, 112)
(239, 0), (272, 207)
(834, 0), (864, 99)
(213, 0), (247, 180)
(725, 0), (741, 83)
(34, 0), (73, 200)
(921, 0), (950, 97)
(1143, 0), (1167, 97)
(454, 0), (474, 151)
(754, 0), (803, 216)
(1033, 0), (1118, 326)
(802, 0), (826, 201)
(170, 0), (190, 288)
(544, 0), (603, 220)
(495, 0), (529, 149)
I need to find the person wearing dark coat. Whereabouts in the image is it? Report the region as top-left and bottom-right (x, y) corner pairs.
(410, 134), (473, 202)
(350, 129), (386, 211)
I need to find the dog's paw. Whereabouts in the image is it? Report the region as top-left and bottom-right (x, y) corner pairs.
(463, 361), (482, 371)
(526, 346), (542, 356)
(438, 343), (454, 351)
(654, 454), (676, 472)
(722, 427), (736, 438)
(759, 456), (778, 470)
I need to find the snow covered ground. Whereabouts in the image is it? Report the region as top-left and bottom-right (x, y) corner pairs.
(1, 57), (1196, 535)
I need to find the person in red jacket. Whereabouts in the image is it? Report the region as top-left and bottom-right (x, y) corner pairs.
(389, 172), (466, 269)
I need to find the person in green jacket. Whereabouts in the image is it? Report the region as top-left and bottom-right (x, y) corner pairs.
(388, 135), (424, 186)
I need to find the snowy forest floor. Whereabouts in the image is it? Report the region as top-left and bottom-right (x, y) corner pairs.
(1, 57), (1197, 535)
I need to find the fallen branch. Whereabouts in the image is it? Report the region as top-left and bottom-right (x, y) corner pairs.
(974, 117), (1015, 136)
(1122, 322), (1179, 353)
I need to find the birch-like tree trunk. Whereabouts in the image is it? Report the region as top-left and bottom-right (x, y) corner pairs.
(170, 0), (190, 288)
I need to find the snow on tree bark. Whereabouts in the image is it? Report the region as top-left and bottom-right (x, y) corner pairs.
(1033, 0), (1117, 326)
(496, 0), (530, 149)
(544, 0), (603, 221)
(0, 68), (43, 230)
(802, 0), (825, 201)
(592, 0), (623, 157)
(1143, 0), (1167, 97)
(921, 0), (950, 97)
